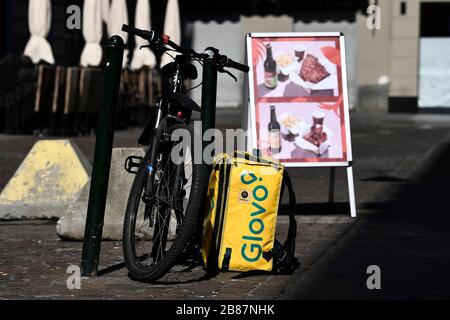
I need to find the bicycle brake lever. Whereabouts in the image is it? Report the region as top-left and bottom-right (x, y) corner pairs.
(222, 69), (238, 82)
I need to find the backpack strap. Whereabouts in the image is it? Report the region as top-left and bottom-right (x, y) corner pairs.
(272, 170), (299, 274)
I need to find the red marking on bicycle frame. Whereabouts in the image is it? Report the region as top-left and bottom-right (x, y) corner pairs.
(162, 35), (171, 44)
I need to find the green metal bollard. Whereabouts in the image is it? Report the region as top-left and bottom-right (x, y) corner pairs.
(201, 56), (218, 141)
(81, 36), (125, 277)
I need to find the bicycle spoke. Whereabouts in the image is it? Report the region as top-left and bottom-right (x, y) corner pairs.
(126, 127), (198, 281)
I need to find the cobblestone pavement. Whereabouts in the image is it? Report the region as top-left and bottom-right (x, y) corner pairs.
(0, 216), (351, 300)
(1, 112), (449, 300)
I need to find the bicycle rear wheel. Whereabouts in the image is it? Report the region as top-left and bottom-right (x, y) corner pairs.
(123, 124), (205, 282)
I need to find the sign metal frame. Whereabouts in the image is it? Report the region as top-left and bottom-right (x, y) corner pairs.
(244, 32), (356, 217)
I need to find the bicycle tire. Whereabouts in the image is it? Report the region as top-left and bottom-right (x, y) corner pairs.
(123, 124), (208, 282)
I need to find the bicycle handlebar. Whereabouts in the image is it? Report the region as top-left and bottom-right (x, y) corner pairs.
(121, 24), (249, 74)
(224, 57), (250, 73)
(122, 24), (155, 43)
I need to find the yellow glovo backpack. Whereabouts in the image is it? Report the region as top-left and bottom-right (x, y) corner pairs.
(201, 151), (298, 274)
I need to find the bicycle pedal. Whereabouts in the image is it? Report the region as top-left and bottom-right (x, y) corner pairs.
(124, 156), (143, 174)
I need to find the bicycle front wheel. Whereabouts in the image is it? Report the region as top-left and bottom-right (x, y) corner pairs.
(123, 124), (204, 282)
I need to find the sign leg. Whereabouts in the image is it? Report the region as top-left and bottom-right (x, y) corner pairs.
(347, 165), (357, 218)
(246, 102), (253, 152)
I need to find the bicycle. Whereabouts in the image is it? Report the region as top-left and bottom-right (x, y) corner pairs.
(121, 24), (249, 282)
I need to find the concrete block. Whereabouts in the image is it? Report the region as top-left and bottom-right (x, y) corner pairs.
(0, 140), (91, 219)
(56, 148), (145, 241)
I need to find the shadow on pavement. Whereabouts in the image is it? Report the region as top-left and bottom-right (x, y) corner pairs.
(283, 137), (450, 299)
(280, 203), (350, 216)
(97, 262), (126, 277)
(361, 176), (409, 183)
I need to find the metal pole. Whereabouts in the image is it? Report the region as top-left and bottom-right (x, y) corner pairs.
(201, 56), (218, 138)
(195, 53), (218, 241)
(81, 36), (125, 277)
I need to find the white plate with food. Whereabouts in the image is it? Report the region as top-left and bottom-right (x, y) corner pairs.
(279, 113), (303, 136)
(290, 56), (337, 92)
(274, 52), (300, 81)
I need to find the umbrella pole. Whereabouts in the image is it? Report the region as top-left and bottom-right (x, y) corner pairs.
(81, 36), (125, 277)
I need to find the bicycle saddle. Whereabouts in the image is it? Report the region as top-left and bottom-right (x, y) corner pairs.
(168, 92), (202, 113)
(161, 62), (198, 80)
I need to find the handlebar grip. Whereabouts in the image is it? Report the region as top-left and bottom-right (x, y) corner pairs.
(121, 24), (155, 42)
(226, 58), (250, 73)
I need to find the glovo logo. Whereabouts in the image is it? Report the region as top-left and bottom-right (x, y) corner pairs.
(240, 171), (268, 263)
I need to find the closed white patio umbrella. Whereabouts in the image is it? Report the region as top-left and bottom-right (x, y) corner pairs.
(80, 0), (105, 67)
(101, 0), (110, 26)
(23, 0), (55, 65)
(130, 0), (156, 70)
(160, 0), (181, 68)
(108, 0), (129, 68)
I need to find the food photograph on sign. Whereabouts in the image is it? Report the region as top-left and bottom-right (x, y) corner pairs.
(257, 102), (346, 162)
(249, 35), (350, 165)
(254, 39), (340, 98)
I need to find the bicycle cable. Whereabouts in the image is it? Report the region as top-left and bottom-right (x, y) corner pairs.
(185, 82), (203, 92)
